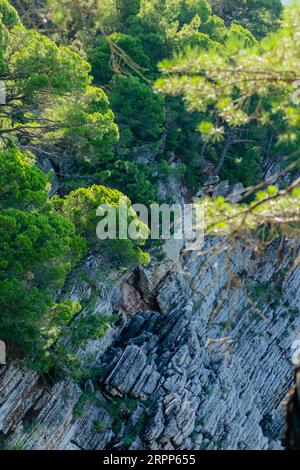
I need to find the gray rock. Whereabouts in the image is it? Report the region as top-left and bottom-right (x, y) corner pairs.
(0, 236), (299, 451)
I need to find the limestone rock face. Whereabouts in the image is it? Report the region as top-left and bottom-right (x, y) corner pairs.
(0, 239), (299, 450)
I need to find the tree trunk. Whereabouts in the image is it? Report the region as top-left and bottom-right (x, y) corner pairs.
(214, 131), (233, 175)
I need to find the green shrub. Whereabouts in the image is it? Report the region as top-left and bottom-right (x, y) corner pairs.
(0, 144), (48, 210)
(93, 421), (107, 433)
(109, 75), (165, 144)
(0, 146), (87, 371)
(53, 184), (150, 266)
(100, 160), (157, 205)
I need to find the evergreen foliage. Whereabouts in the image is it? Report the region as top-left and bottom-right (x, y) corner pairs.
(2, 0), (296, 376)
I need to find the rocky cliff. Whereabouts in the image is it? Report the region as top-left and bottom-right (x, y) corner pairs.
(0, 230), (299, 450)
